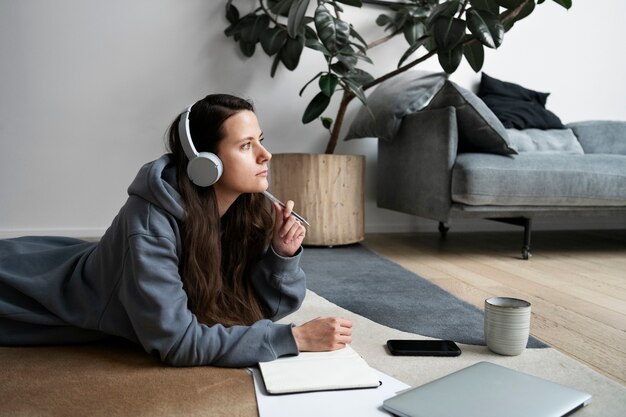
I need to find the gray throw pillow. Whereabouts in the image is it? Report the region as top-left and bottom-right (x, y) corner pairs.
(426, 81), (517, 155)
(505, 128), (584, 154)
(344, 70), (448, 141)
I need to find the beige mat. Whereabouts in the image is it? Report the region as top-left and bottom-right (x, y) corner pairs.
(1, 290), (624, 416)
(280, 291), (626, 417)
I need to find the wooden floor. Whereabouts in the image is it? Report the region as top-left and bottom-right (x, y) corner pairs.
(363, 229), (626, 385)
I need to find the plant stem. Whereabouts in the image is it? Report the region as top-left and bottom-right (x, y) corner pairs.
(364, 49), (436, 90)
(367, 28), (402, 50)
(500, 0), (534, 24)
(325, 91), (354, 154)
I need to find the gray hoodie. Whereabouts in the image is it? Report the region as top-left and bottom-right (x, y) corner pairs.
(0, 154), (304, 367)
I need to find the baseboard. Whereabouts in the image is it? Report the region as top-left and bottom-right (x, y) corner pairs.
(2, 216), (624, 240)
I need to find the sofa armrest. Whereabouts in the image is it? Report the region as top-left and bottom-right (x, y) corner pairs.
(567, 120), (626, 155)
(377, 106), (458, 222)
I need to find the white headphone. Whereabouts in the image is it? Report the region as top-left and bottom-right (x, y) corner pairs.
(178, 105), (223, 187)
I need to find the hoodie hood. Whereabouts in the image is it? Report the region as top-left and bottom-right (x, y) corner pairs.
(127, 154), (185, 221)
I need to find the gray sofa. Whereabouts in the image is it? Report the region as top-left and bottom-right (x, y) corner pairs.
(346, 71), (626, 259)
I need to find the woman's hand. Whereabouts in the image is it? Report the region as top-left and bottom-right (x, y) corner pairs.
(271, 200), (306, 257)
(291, 317), (353, 352)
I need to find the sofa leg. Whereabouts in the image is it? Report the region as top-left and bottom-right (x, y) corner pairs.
(438, 222), (449, 238)
(522, 218), (532, 260)
(486, 217), (532, 260)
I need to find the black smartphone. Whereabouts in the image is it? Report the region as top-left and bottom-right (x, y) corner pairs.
(386, 339), (461, 357)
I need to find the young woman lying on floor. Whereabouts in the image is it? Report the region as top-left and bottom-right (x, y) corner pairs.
(0, 93), (352, 366)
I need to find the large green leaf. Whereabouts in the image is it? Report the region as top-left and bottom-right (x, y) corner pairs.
(268, 0), (294, 16)
(390, 10), (409, 33)
(226, 15), (252, 40)
(403, 20), (426, 46)
(224, 23), (237, 38)
(305, 37), (331, 56)
(350, 40), (367, 54)
(336, 50), (358, 68)
(426, 0), (462, 29)
(319, 74), (339, 96)
(406, 5), (431, 19)
(336, 0), (363, 6)
(376, 14), (393, 28)
(341, 77), (367, 105)
(516, 0), (535, 22)
(299, 72), (323, 96)
(287, 0), (310, 38)
(240, 14), (269, 43)
(495, 0), (523, 9)
(330, 61), (350, 76)
(304, 24), (318, 40)
(240, 41), (256, 57)
(433, 16), (466, 51)
(314, 5), (351, 53)
(551, 0), (572, 9)
(463, 41), (484, 72)
(470, 0), (500, 14)
(302, 92), (331, 124)
(225, 1), (239, 24)
(466, 8), (504, 48)
(270, 53), (282, 77)
(280, 35), (305, 70)
(261, 27), (288, 55)
(345, 68), (374, 85)
(350, 25), (368, 50)
(337, 45), (373, 65)
(437, 44), (463, 73)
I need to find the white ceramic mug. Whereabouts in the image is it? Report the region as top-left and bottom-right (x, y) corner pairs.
(484, 297), (531, 356)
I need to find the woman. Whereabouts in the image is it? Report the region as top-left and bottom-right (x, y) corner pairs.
(0, 94), (352, 367)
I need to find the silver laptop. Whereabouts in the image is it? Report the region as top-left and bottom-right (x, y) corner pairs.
(383, 361), (591, 417)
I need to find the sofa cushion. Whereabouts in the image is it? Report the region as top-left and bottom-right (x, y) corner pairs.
(505, 128), (584, 154)
(452, 153), (626, 206)
(478, 73), (565, 130)
(344, 70), (448, 141)
(426, 81), (517, 155)
(567, 121), (626, 155)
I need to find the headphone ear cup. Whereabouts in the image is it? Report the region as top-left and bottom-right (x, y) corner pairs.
(186, 152), (223, 187)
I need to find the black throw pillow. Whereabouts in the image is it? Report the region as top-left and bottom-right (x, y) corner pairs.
(478, 73), (565, 130)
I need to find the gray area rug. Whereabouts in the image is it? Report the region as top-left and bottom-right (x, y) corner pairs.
(301, 244), (546, 348)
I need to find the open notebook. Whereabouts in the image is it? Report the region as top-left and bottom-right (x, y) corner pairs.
(258, 345), (380, 394)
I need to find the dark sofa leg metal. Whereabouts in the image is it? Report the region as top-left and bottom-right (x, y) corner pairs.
(522, 218), (532, 260)
(438, 222), (449, 238)
(486, 217), (533, 260)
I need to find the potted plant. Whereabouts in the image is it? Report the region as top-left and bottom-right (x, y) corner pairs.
(223, 0), (571, 245)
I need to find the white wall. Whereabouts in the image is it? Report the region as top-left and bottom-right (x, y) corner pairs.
(1, 0), (625, 238)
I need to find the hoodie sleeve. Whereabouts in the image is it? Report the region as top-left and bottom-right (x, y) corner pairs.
(250, 245), (307, 321)
(118, 233), (299, 367)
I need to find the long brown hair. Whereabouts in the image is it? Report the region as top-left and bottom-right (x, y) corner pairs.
(167, 94), (273, 327)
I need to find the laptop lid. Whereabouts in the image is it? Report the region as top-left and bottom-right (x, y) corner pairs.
(383, 361), (591, 417)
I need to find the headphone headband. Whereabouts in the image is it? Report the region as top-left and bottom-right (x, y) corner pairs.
(178, 105), (198, 160)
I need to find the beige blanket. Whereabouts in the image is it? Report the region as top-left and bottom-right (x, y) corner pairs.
(2, 290), (624, 417)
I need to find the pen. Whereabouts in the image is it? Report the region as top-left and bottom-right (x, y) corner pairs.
(262, 191), (311, 227)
